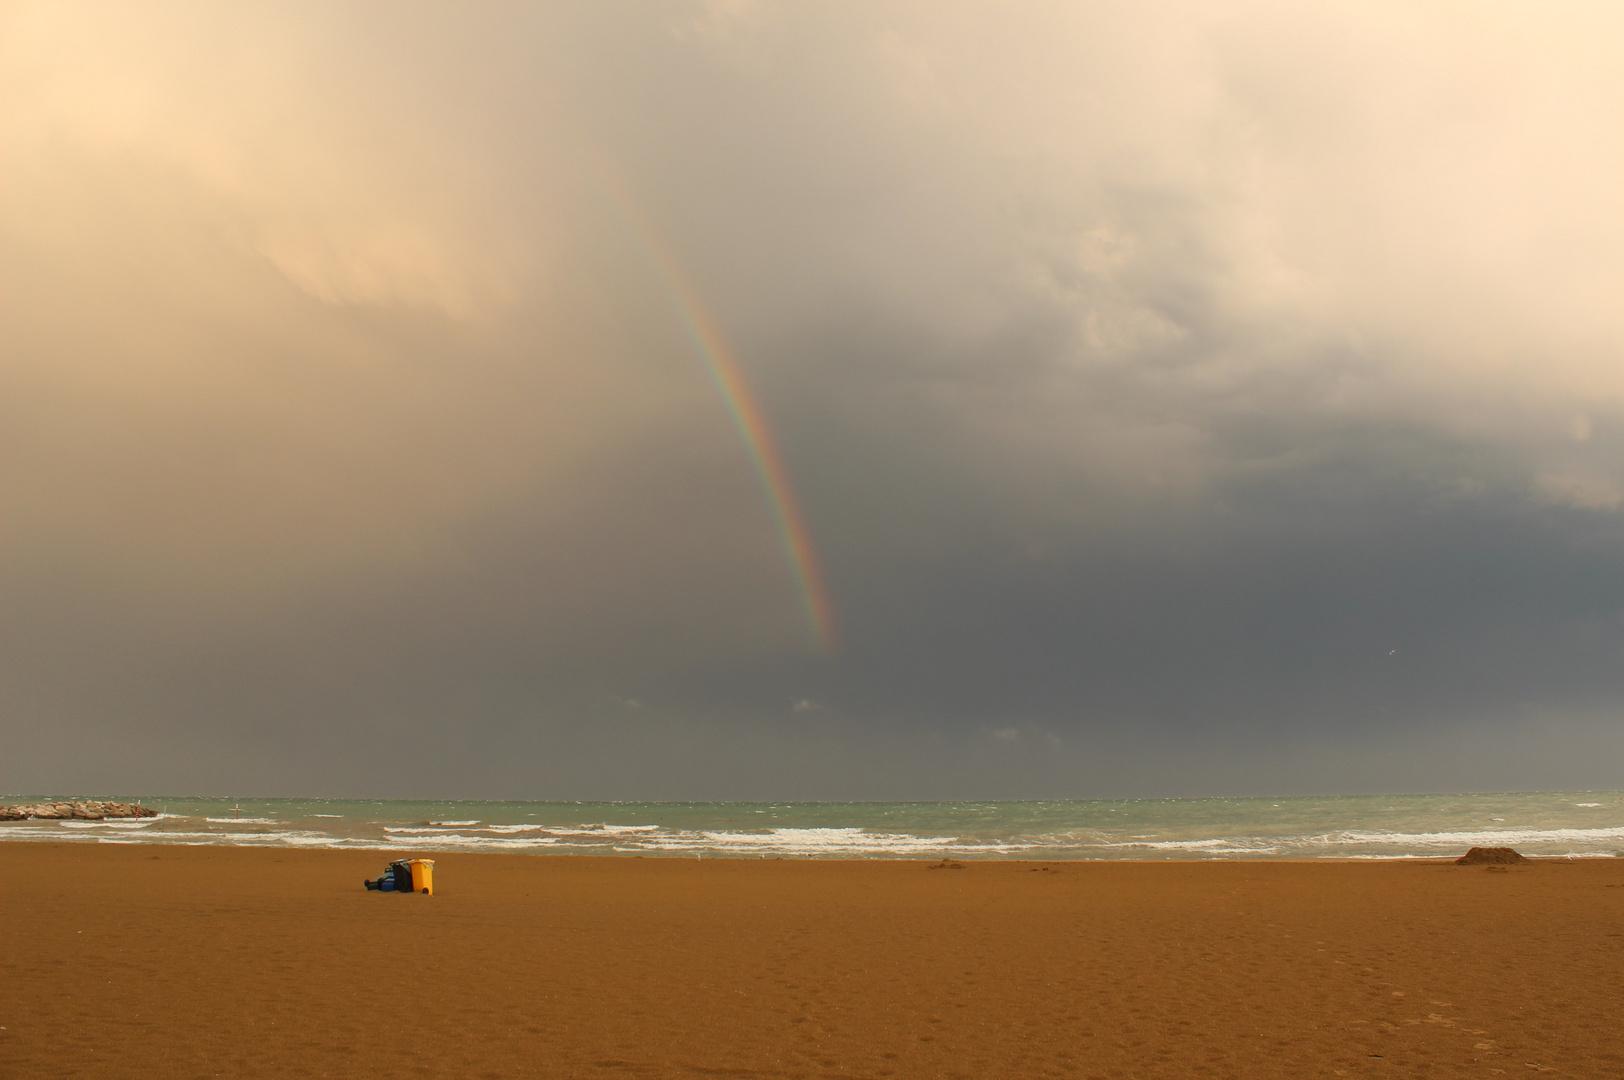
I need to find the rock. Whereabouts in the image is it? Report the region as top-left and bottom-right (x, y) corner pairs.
(1456, 846), (1528, 865)
(0, 800), (157, 821)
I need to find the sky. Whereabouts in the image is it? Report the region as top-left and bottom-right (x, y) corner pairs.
(5, 1), (1624, 800)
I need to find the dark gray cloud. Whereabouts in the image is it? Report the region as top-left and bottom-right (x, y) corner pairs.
(5, 2), (1624, 798)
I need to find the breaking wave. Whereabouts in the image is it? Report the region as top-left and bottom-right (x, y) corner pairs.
(5, 792), (1621, 859)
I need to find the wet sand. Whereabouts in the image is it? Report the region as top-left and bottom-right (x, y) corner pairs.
(3, 843), (1622, 1079)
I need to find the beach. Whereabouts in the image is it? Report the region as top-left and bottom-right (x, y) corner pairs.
(4, 844), (1622, 1079)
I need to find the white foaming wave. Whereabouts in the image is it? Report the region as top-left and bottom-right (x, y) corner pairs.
(94, 831), (229, 844)
(158, 829), (302, 843)
(380, 822), (658, 837)
(1574, 803), (1603, 808)
(364, 825), (1035, 857)
(218, 829), (383, 848)
(97, 831), (212, 844)
(1330, 825), (1624, 848)
(484, 823), (659, 836)
(632, 827), (1036, 856)
(698, 828), (973, 853)
(89, 832), (392, 849)
(1, 825), (81, 840)
(12, 827), (279, 845)
(1105, 838), (1281, 854)
(271, 832), (372, 847)
(386, 832), (564, 851)
(313, 813), (344, 818)
(356, 820), (1065, 855)
(380, 826), (558, 841)
(18, 808), (1621, 859)
(88, 828), (378, 848)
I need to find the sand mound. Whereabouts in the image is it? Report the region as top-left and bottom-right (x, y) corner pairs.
(1456, 846), (1528, 865)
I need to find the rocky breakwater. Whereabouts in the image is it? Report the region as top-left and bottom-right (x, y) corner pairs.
(0, 800), (158, 821)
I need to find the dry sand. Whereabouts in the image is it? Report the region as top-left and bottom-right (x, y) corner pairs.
(3, 843), (1622, 1079)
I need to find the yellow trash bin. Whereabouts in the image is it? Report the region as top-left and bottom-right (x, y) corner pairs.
(407, 858), (435, 895)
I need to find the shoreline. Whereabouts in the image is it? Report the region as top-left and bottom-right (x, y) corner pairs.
(8, 791), (1623, 861)
(6, 841), (1622, 1078)
(2, 828), (1611, 863)
(0, 832), (1561, 862)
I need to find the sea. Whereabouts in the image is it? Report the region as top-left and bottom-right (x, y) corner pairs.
(2, 791), (1622, 860)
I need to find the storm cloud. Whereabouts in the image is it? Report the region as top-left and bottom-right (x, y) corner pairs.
(5, 2), (1624, 798)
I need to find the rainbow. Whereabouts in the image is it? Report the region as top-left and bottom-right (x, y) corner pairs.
(605, 199), (837, 654)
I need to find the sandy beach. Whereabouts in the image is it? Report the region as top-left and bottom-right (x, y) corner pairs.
(3, 844), (1621, 1079)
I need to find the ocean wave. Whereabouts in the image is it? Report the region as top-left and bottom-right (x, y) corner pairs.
(363, 825), (1036, 856)
(580, 826), (1032, 856)
(379, 822), (661, 837)
(1, 825), (85, 840)
(7, 793), (1622, 859)
(385, 832), (564, 851)
(681, 827), (1002, 854)
(1105, 838), (1281, 854)
(482, 823), (659, 836)
(1328, 825), (1624, 848)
